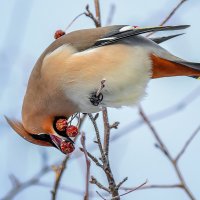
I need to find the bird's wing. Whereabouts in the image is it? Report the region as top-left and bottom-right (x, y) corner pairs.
(92, 25), (189, 47)
(40, 24), (200, 78)
(90, 25), (200, 73)
(42, 25), (189, 55)
(149, 33), (185, 44)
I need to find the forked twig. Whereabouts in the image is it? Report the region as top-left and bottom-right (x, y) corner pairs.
(139, 106), (196, 200)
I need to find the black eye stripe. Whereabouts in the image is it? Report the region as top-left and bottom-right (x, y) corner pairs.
(30, 134), (57, 148)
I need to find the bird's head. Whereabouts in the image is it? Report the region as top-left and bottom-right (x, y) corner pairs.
(5, 113), (76, 154)
(5, 39), (79, 153)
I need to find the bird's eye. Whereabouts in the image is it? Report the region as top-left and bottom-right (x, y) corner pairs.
(30, 133), (57, 148)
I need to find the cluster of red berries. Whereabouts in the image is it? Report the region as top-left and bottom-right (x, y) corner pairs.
(55, 118), (78, 154)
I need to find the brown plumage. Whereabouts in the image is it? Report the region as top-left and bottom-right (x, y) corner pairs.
(5, 25), (200, 153)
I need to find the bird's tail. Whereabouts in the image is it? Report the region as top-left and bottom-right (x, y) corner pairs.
(177, 61), (200, 80)
(190, 76), (200, 80)
(151, 54), (200, 79)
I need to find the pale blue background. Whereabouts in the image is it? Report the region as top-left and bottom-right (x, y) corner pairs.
(0, 0), (200, 200)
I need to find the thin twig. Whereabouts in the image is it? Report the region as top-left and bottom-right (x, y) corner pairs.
(111, 180), (147, 200)
(109, 122), (120, 130)
(94, 113), (99, 121)
(116, 177), (128, 190)
(81, 133), (91, 200)
(106, 4), (116, 25)
(90, 176), (110, 193)
(175, 124), (200, 162)
(78, 113), (87, 129)
(86, 2), (120, 198)
(139, 106), (173, 161)
(111, 86), (200, 143)
(38, 181), (84, 196)
(121, 183), (182, 191)
(4, 86), (199, 200)
(102, 108), (111, 157)
(160, 0), (187, 26)
(80, 148), (103, 169)
(96, 191), (107, 200)
(147, 0), (188, 37)
(51, 156), (70, 200)
(96, 79), (106, 97)
(85, 5), (101, 27)
(139, 106), (196, 200)
(88, 112), (119, 198)
(2, 166), (52, 200)
(94, 0), (101, 27)
(38, 181), (109, 198)
(9, 174), (20, 188)
(88, 114), (105, 162)
(65, 13), (86, 32)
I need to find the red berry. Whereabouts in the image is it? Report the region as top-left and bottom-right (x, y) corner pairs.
(60, 141), (75, 154)
(56, 119), (68, 131)
(54, 30), (65, 39)
(66, 125), (78, 137)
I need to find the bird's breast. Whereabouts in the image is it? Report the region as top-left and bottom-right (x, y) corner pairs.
(60, 44), (152, 113)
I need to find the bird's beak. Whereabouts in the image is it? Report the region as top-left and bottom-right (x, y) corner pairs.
(50, 133), (74, 151)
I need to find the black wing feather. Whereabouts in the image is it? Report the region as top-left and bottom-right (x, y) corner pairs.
(93, 25), (190, 47)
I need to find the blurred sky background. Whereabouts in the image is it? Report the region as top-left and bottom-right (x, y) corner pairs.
(0, 0), (200, 200)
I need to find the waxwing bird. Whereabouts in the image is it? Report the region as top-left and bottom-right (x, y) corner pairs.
(5, 25), (200, 153)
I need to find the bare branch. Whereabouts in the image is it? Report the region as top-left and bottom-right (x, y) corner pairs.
(88, 113), (106, 162)
(96, 191), (107, 200)
(51, 155), (70, 200)
(139, 106), (196, 200)
(85, 5), (101, 27)
(94, 0), (101, 27)
(88, 112), (120, 198)
(106, 4), (116, 25)
(3, 166), (52, 200)
(121, 183), (182, 191)
(139, 106), (173, 161)
(81, 133), (91, 200)
(116, 177), (128, 190)
(175, 124), (200, 162)
(9, 174), (20, 188)
(85, 3), (121, 198)
(160, 0), (187, 26)
(147, 0), (188, 37)
(111, 180), (147, 200)
(109, 122), (120, 130)
(102, 108), (111, 157)
(94, 113), (99, 121)
(90, 176), (110, 193)
(80, 148), (103, 169)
